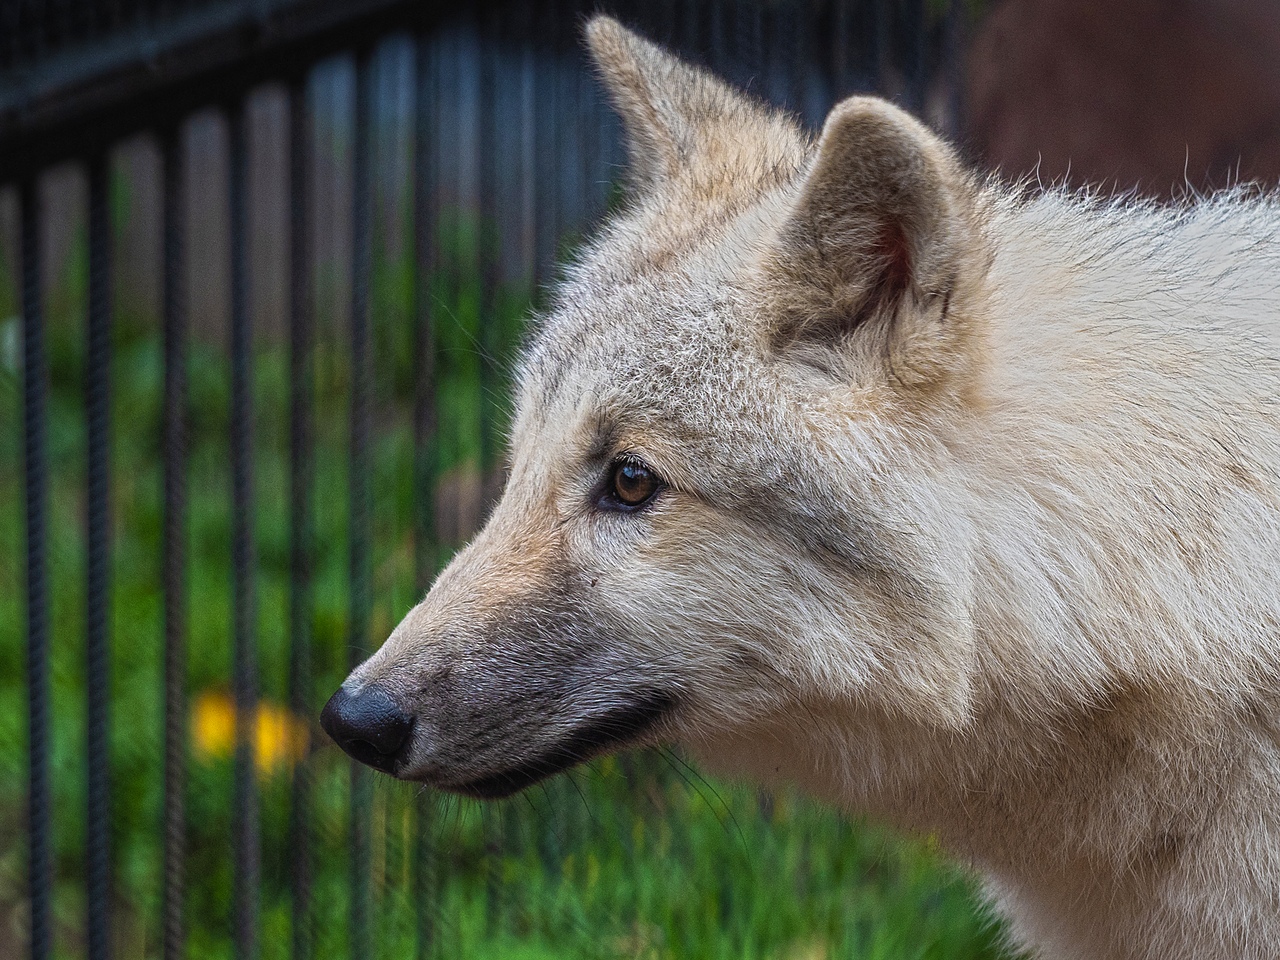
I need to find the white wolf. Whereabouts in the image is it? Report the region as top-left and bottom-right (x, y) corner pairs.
(322, 16), (1280, 960)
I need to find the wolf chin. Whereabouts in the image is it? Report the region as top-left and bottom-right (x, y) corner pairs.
(321, 16), (1280, 960)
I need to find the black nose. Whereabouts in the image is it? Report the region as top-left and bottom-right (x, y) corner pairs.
(320, 685), (413, 774)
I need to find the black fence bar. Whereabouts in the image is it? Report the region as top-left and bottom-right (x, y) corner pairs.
(532, 5), (557, 296)
(287, 78), (315, 960)
(411, 32), (439, 644)
(873, 0), (889, 94)
(161, 125), (188, 960)
(578, 9), (605, 238)
(556, 7), (583, 251)
(712, 0), (728, 77)
(514, 3), (535, 294)
(831, 0), (850, 97)
(944, 0), (966, 138)
(348, 46), (376, 960)
(22, 176), (51, 960)
(411, 30), (439, 960)
(478, 9), (501, 485)
(475, 11), (504, 932)
(229, 100), (260, 960)
(85, 149), (114, 960)
(904, 0), (926, 112)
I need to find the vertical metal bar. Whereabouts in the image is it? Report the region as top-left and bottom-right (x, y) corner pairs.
(831, 0), (851, 99)
(473, 15), (506, 936)
(549, 1), (568, 272)
(161, 125), (188, 960)
(474, 12), (504, 935)
(349, 48), (375, 960)
(518, 10), (537, 299)
(477, 9), (500, 496)
(533, 2), (559, 297)
(709, 0), (726, 74)
(411, 33), (438, 701)
(3, 3), (19, 73)
(22, 177), (51, 960)
(229, 101), (260, 960)
(769, 1), (795, 110)
(567, 2), (588, 233)
(412, 32), (439, 960)
(527, 6), (565, 882)
(795, 1), (813, 122)
(577, 10), (604, 230)
(86, 149), (113, 960)
(906, 0), (927, 112)
(943, 0), (967, 139)
(288, 77), (314, 960)
(654, 0), (676, 46)
(736, 0), (764, 92)
(874, 0), (890, 95)
(680, 0), (701, 54)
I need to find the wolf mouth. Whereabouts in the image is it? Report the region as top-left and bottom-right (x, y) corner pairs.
(451, 689), (676, 799)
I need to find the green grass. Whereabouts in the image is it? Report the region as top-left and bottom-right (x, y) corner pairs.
(0, 225), (1007, 960)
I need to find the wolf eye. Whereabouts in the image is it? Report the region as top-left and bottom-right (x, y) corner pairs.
(605, 459), (663, 510)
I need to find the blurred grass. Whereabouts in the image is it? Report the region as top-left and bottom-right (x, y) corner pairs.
(0, 218), (1007, 960)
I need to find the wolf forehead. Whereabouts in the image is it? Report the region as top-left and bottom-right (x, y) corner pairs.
(516, 264), (789, 445)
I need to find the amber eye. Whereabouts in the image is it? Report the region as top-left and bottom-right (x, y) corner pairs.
(608, 459), (662, 509)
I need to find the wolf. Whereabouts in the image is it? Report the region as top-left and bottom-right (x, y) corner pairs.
(321, 16), (1280, 960)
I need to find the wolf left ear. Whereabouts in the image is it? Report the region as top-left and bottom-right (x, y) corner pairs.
(763, 97), (983, 386)
(585, 16), (803, 196)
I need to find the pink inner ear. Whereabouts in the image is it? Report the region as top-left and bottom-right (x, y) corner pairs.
(876, 219), (914, 302)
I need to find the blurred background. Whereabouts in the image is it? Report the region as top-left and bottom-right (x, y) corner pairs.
(2, 1), (1279, 958)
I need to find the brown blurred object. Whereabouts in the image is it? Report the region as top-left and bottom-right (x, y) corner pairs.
(965, 0), (1280, 197)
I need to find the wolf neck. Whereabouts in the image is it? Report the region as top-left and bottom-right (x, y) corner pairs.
(925, 193), (1280, 958)
(694, 683), (1280, 960)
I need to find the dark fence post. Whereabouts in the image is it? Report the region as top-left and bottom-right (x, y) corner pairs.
(517, 8), (537, 301)
(831, 0), (850, 98)
(229, 100), (260, 960)
(348, 46), (376, 960)
(906, 0), (927, 112)
(944, 0), (967, 138)
(85, 148), (114, 960)
(478, 9), (501, 492)
(874, 0), (890, 95)
(412, 28), (440, 960)
(288, 76), (315, 960)
(533, 3), (559, 296)
(474, 12), (504, 935)
(161, 124), (188, 960)
(22, 176), (51, 960)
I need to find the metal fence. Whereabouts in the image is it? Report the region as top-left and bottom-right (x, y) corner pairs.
(3, 2), (965, 958)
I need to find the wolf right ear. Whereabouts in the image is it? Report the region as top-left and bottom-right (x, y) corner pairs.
(762, 97), (985, 388)
(584, 16), (802, 195)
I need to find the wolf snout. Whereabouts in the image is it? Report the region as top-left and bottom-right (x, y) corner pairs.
(320, 684), (413, 774)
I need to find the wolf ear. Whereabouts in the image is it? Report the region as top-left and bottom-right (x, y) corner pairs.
(763, 97), (983, 387)
(584, 15), (801, 193)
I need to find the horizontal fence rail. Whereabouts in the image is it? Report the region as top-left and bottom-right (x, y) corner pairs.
(2, 2), (972, 959)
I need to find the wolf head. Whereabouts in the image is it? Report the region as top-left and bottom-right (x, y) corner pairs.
(322, 16), (992, 799)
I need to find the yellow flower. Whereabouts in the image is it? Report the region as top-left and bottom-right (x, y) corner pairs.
(254, 699), (310, 773)
(192, 690), (310, 776)
(192, 690), (236, 760)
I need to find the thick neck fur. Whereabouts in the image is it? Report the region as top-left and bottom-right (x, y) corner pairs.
(696, 688), (1280, 960)
(694, 187), (1280, 960)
